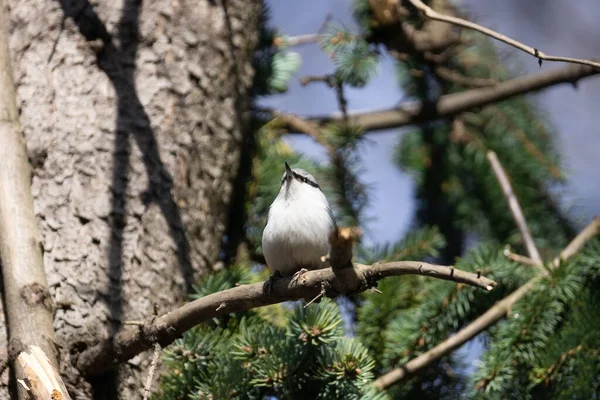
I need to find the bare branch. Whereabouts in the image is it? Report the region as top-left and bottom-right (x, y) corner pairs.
(0, 3), (58, 397)
(503, 247), (539, 268)
(553, 216), (600, 266)
(290, 63), (598, 132)
(76, 260), (496, 376)
(487, 151), (544, 269)
(374, 217), (600, 389)
(407, 0), (600, 70)
(273, 111), (323, 142)
(274, 33), (319, 47)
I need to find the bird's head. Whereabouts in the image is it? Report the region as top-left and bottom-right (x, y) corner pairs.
(279, 162), (321, 199)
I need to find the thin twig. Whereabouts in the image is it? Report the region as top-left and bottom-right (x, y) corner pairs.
(276, 33), (319, 47)
(374, 217), (600, 389)
(304, 282), (328, 308)
(487, 151), (545, 270)
(77, 260), (496, 376)
(553, 216), (600, 267)
(142, 343), (162, 400)
(124, 320), (145, 326)
(503, 246), (539, 267)
(300, 74), (335, 87)
(407, 0), (600, 70)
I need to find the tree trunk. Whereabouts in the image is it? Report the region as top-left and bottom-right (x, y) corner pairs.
(0, 0), (261, 398)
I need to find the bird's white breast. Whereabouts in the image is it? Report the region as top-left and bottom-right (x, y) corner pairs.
(262, 187), (334, 276)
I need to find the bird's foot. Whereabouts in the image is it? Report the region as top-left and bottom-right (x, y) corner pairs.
(291, 268), (309, 286)
(263, 270), (283, 296)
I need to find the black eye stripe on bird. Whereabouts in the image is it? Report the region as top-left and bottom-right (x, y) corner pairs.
(280, 168), (321, 189)
(292, 172), (320, 188)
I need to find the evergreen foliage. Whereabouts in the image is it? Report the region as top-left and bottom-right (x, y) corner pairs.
(393, 19), (574, 257)
(155, 1), (599, 399)
(470, 240), (600, 399)
(154, 267), (387, 400)
(253, 7), (302, 95)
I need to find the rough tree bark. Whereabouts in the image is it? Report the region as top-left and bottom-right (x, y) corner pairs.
(0, 0), (262, 398)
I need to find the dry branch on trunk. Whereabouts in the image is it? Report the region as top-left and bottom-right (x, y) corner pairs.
(17, 346), (71, 400)
(76, 258), (496, 376)
(282, 63), (598, 133)
(0, 3), (58, 399)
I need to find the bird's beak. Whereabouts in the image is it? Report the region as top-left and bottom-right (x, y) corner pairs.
(284, 162), (293, 177)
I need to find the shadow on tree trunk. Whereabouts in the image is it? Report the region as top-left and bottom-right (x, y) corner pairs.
(56, 0), (194, 396)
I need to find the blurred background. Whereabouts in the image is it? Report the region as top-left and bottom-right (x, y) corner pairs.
(261, 0), (600, 246)
(256, 0), (600, 380)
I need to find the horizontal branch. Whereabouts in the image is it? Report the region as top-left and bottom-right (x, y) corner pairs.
(374, 217), (600, 389)
(76, 261), (496, 376)
(407, 0), (600, 70)
(285, 63), (598, 133)
(274, 33), (319, 47)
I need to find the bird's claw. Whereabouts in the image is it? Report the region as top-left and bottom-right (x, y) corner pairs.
(263, 270), (283, 296)
(291, 268), (309, 286)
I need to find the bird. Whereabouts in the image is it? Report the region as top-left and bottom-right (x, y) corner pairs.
(262, 162), (337, 289)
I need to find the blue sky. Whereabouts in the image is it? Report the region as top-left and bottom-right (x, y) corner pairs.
(261, 0), (600, 247)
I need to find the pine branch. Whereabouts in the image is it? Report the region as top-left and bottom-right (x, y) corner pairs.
(373, 217), (600, 389)
(486, 151), (544, 269)
(406, 0), (600, 70)
(76, 258), (496, 376)
(287, 63), (598, 132)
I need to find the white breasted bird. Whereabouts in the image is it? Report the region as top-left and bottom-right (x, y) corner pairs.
(262, 162), (337, 286)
